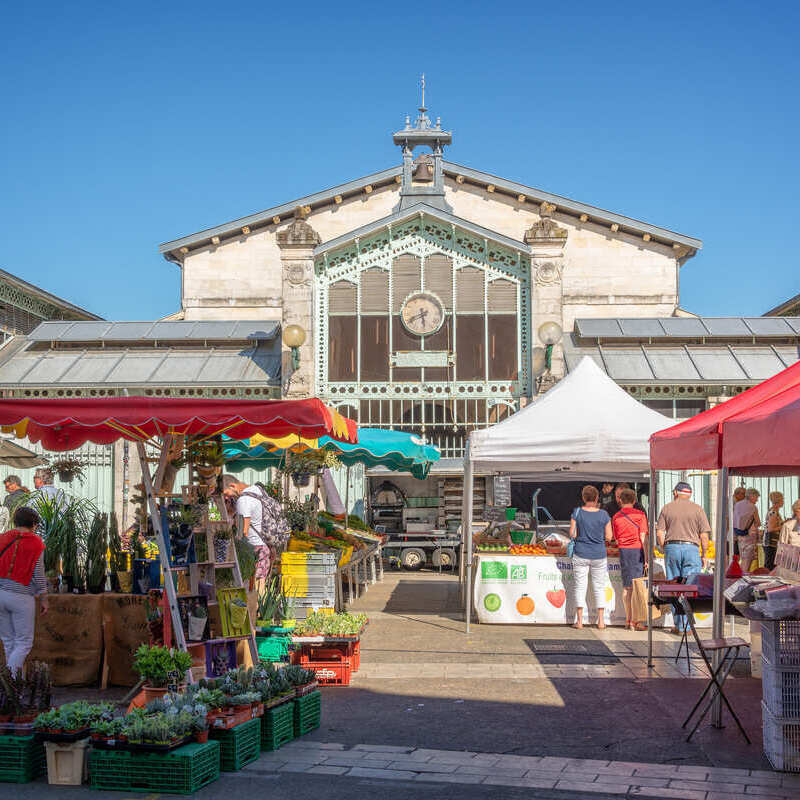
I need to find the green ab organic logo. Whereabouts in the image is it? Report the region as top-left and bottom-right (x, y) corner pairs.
(510, 564), (527, 583)
(481, 560), (508, 581)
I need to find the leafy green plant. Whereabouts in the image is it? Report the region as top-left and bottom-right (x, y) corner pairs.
(108, 511), (125, 572)
(234, 536), (256, 582)
(256, 573), (283, 623)
(35, 494), (97, 584)
(282, 665), (316, 686)
(51, 457), (86, 484)
(85, 512), (108, 592)
(282, 496), (318, 531)
(295, 611), (367, 637)
(132, 645), (193, 687)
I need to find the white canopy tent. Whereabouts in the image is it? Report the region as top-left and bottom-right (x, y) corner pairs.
(461, 356), (673, 632)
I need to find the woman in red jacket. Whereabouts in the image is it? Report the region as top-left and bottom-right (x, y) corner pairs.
(0, 506), (48, 672)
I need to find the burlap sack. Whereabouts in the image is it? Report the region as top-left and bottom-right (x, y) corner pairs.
(102, 594), (150, 687)
(27, 595), (104, 686)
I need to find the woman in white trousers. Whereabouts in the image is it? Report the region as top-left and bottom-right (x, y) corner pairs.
(569, 485), (612, 629)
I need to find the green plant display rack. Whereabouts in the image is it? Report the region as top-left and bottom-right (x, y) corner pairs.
(209, 717), (260, 771)
(88, 740), (220, 794)
(261, 701), (295, 751)
(293, 690), (322, 737)
(0, 735), (46, 783)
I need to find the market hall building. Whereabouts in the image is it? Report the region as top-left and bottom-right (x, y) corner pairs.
(0, 96), (799, 525)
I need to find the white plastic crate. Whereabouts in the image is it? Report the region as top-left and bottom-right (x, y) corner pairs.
(762, 656), (800, 718)
(762, 701), (800, 772)
(761, 621), (800, 668)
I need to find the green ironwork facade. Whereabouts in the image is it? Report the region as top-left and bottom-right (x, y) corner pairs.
(315, 212), (531, 458)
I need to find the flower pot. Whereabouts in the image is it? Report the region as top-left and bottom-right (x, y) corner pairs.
(195, 729), (209, 743)
(291, 472), (311, 487)
(214, 538), (229, 562)
(228, 603), (249, 630)
(281, 619), (296, 630)
(117, 570), (133, 593)
(188, 614), (207, 641)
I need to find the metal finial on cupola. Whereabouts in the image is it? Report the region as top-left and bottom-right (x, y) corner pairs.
(392, 75), (453, 212)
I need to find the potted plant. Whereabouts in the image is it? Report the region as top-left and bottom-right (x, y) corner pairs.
(256, 574), (282, 628)
(85, 512), (109, 593)
(277, 586), (296, 630)
(213, 531), (230, 563)
(227, 597), (249, 633)
(51, 456), (86, 484)
(132, 645), (193, 703)
(187, 603), (208, 641)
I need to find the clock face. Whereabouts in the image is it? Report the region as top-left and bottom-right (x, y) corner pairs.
(400, 292), (445, 336)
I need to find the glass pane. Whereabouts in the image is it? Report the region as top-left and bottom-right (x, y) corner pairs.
(360, 317), (389, 381)
(328, 316), (357, 380)
(488, 315), (518, 380)
(456, 315), (485, 380)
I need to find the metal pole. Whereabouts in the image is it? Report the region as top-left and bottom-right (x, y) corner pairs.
(712, 466), (729, 727)
(344, 465), (350, 518)
(647, 470), (657, 668)
(463, 438), (474, 634)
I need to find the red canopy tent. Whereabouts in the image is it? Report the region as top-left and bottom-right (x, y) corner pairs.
(648, 358), (800, 727)
(0, 396), (357, 451)
(649, 359), (800, 471)
(0, 395), (357, 672)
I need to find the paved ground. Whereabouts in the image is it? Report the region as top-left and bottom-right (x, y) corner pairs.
(31, 569), (779, 799)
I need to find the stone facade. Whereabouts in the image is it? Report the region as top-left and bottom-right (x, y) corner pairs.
(177, 176), (685, 392)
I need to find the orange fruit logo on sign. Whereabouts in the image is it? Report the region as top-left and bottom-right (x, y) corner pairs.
(516, 595), (535, 615)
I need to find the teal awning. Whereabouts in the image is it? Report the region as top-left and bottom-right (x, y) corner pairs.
(223, 427), (440, 479)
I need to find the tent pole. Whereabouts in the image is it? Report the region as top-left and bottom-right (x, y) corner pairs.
(463, 438), (474, 635)
(711, 466), (729, 727)
(647, 470), (657, 668)
(345, 465), (350, 517)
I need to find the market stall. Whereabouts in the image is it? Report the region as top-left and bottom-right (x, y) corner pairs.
(650, 358), (800, 756)
(461, 356), (675, 631)
(223, 426), (441, 598)
(0, 396), (357, 685)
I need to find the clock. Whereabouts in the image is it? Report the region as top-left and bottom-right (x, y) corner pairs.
(400, 292), (445, 336)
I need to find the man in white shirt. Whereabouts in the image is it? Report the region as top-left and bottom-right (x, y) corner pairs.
(221, 475), (289, 584)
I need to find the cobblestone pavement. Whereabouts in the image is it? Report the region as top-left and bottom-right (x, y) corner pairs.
(242, 739), (799, 799)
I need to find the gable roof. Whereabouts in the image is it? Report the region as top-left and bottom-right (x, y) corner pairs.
(314, 203), (531, 258)
(159, 161), (702, 261)
(0, 268), (102, 320)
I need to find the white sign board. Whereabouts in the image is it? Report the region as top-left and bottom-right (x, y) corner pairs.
(473, 555), (712, 627)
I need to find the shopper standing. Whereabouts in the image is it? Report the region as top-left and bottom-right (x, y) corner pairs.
(656, 482), (711, 633)
(763, 492), (784, 571)
(611, 488), (648, 630)
(0, 507), (48, 673)
(569, 485), (612, 630)
(732, 488), (761, 572)
(3, 476), (27, 510)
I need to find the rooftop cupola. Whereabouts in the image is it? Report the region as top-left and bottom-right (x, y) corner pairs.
(393, 75), (452, 212)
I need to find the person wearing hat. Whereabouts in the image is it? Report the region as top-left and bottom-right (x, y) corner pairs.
(656, 481), (712, 633)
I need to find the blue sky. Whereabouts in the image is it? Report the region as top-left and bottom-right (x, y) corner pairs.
(1, 1), (797, 321)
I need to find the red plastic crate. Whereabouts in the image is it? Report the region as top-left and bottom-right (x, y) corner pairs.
(293, 639), (360, 672)
(294, 647), (352, 686)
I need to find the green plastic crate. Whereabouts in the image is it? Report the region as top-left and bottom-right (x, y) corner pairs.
(88, 741), (219, 794)
(261, 701), (295, 751)
(293, 690), (322, 737)
(257, 635), (290, 662)
(210, 717), (260, 771)
(0, 735), (46, 783)
(509, 530), (533, 545)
